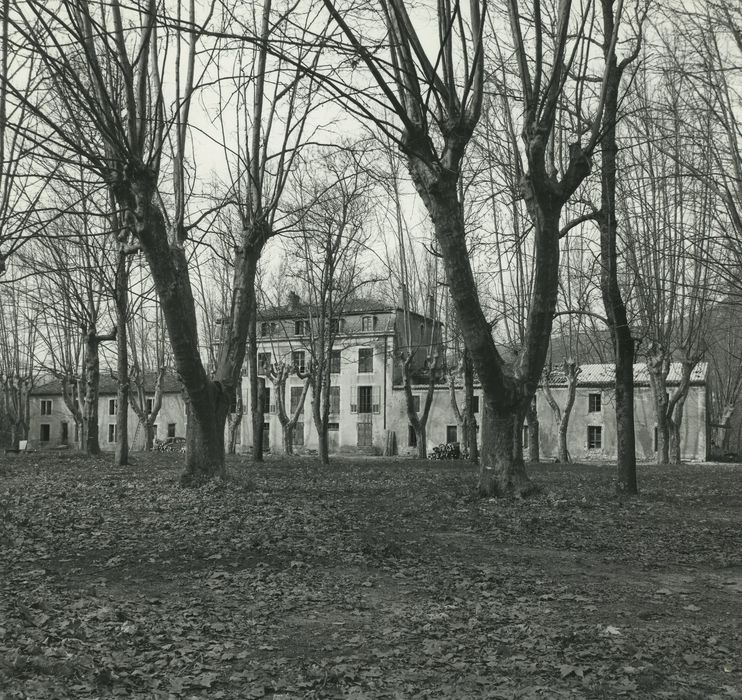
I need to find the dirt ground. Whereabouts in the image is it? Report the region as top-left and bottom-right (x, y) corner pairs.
(0, 453), (741, 698)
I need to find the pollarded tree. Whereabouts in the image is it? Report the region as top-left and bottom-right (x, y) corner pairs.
(2, 0), (291, 481)
(322, 0), (635, 495)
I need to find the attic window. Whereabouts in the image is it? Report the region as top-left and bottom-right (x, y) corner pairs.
(362, 316), (377, 331)
(294, 320), (306, 335)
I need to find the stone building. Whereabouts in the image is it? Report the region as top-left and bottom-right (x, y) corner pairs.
(27, 373), (186, 450)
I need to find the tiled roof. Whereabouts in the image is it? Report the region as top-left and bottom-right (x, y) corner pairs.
(32, 371), (182, 396)
(544, 362), (708, 387)
(258, 297), (436, 323)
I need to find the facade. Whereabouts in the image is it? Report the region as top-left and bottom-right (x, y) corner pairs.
(28, 373), (186, 450)
(241, 296), (442, 454)
(537, 363), (709, 462)
(393, 363), (709, 462)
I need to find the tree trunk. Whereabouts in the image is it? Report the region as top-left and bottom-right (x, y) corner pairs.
(527, 399), (539, 463)
(599, 0), (637, 495)
(145, 421), (155, 451)
(283, 422), (295, 455)
(115, 251), (129, 466)
(648, 365), (670, 464)
(244, 246), (265, 463)
(416, 425), (427, 459)
(83, 330), (102, 456)
(463, 348), (478, 463)
(184, 388), (228, 484)
(479, 401), (535, 497)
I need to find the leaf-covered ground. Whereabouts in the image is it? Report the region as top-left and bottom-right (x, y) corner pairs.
(1, 453), (741, 699)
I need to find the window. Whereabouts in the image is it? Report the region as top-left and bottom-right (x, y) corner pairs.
(410, 395), (420, 413)
(263, 423), (270, 450)
(351, 385), (380, 414)
(263, 387), (272, 414)
(290, 386), (304, 415)
(362, 316), (377, 332)
(294, 319), (306, 335)
(330, 318), (343, 334)
(167, 423), (176, 438)
(40, 399), (52, 415)
(357, 416), (373, 446)
(260, 321), (276, 337)
(587, 426), (602, 449)
(258, 352), (271, 374)
(472, 396), (480, 414)
(329, 386), (340, 414)
(146, 398), (154, 414)
(330, 350), (341, 374)
(358, 385), (373, 414)
(447, 425), (458, 443)
(61, 422), (69, 445)
(108, 424), (117, 443)
(328, 422), (339, 431)
(292, 351), (306, 373)
(588, 393), (601, 413)
(40, 424), (50, 442)
(358, 348), (373, 373)
(109, 399), (117, 415)
(294, 421), (304, 447)
(408, 425), (417, 447)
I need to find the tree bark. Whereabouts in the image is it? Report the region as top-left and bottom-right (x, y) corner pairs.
(526, 398), (539, 463)
(245, 245), (265, 463)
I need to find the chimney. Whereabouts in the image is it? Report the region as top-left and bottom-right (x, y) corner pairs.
(288, 291), (300, 309)
(427, 294), (435, 319)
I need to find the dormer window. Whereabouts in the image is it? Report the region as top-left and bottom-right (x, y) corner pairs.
(330, 318), (343, 334)
(294, 319), (306, 335)
(362, 315), (377, 332)
(260, 321), (276, 337)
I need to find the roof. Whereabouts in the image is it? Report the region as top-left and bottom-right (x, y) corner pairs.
(544, 362), (708, 387)
(258, 296), (437, 324)
(32, 370), (182, 396)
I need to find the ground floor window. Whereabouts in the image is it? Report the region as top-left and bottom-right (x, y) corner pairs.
(357, 415), (372, 446)
(40, 424), (50, 442)
(446, 425), (458, 444)
(167, 423), (176, 438)
(108, 424), (117, 443)
(61, 422), (69, 445)
(328, 422), (339, 432)
(587, 425), (602, 450)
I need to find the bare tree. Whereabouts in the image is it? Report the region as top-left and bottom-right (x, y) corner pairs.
(287, 147), (379, 464)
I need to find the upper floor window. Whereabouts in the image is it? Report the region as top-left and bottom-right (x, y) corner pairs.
(40, 399), (52, 415)
(294, 319), (306, 335)
(109, 399), (117, 415)
(258, 352), (272, 374)
(290, 386), (305, 415)
(588, 393), (601, 413)
(146, 398), (154, 415)
(330, 349), (341, 374)
(292, 350), (306, 373)
(260, 321), (276, 337)
(362, 316), (377, 332)
(358, 348), (373, 373)
(329, 386), (340, 414)
(330, 318), (344, 334)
